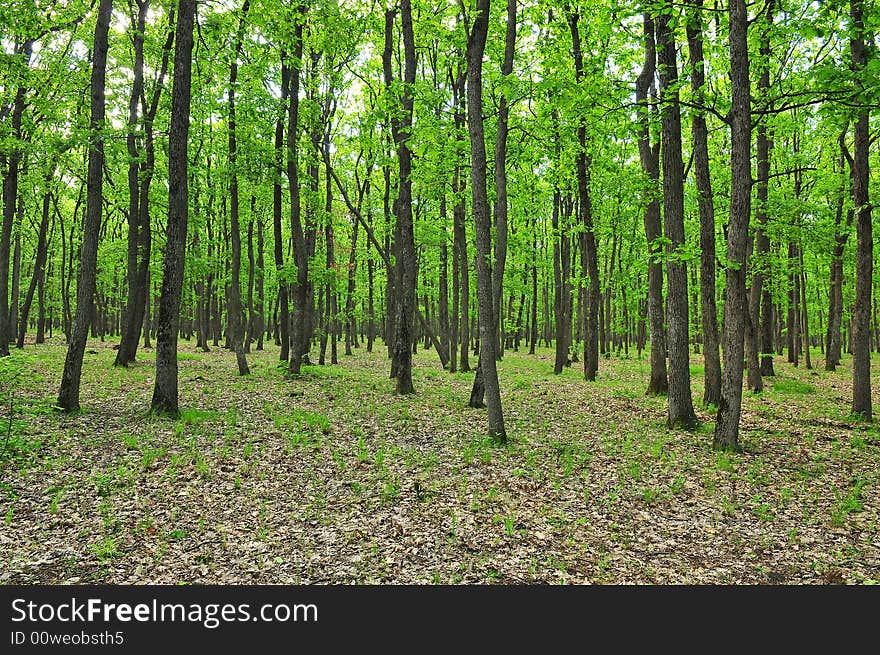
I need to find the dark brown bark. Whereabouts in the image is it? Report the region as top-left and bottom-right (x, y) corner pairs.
(345, 211), (358, 356)
(287, 9), (308, 376)
(466, 0), (506, 443)
(529, 218), (538, 355)
(385, 2), (417, 394)
(115, 0), (147, 366)
(686, 1), (720, 403)
(714, 0), (750, 451)
(452, 65), (469, 373)
(492, 0), (516, 361)
(568, 11), (600, 382)
(439, 192), (450, 363)
(227, 0), (251, 376)
(57, 1), (112, 410)
(273, 57), (290, 360)
(116, 4), (172, 366)
(800, 250), (812, 370)
(246, 205), (255, 353)
(849, 0), (872, 419)
(552, 188), (570, 375)
(657, 9), (696, 428)
(745, 2), (775, 392)
(637, 13), (667, 396)
(0, 40), (32, 356)
(17, 180), (52, 348)
(150, 0), (196, 416)
(826, 137), (853, 371)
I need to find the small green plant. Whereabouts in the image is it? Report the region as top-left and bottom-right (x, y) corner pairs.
(89, 536), (119, 562)
(670, 475), (686, 495)
(48, 486), (64, 514)
(380, 476), (400, 504)
(92, 472), (115, 497)
(772, 379), (815, 395)
(751, 495), (774, 522)
(641, 486), (662, 504)
(831, 480), (865, 527)
(715, 451), (736, 473)
(354, 431), (370, 463)
(168, 528), (187, 541)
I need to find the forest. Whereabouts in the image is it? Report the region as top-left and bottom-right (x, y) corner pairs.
(0, 0), (878, 585)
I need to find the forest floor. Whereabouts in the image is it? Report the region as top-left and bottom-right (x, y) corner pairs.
(1, 336), (878, 585)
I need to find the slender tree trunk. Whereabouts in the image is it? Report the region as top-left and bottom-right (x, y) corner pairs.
(657, 9), (696, 428)
(384, 3), (417, 394)
(227, 0), (251, 376)
(552, 189), (569, 374)
(568, 11), (600, 382)
(686, 1), (720, 402)
(0, 40), (33, 356)
(638, 14), (667, 396)
(452, 66), (469, 373)
(466, 0), (505, 442)
(10, 216), (21, 347)
(491, 0), (516, 362)
(826, 139), (852, 371)
(274, 57), (290, 361)
(849, 0), (872, 419)
(714, 0), (750, 450)
(800, 251), (812, 370)
(116, 0), (147, 366)
(245, 209), (255, 353)
(17, 183), (52, 348)
(57, 1), (111, 410)
(287, 10), (309, 376)
(150, 0), (196, 415)
(529, 221), (538, 355)
(439, 193), (450, 363)
(345, 211), (359, 356)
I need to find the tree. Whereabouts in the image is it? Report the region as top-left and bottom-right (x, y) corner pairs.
(568, 8), (600, 383)
(386, 1), (417, 395)
(637, 11), (667, 397)
(849, 0), (872, 420)
(287, 5), (308, 376)
(57, 0), (113, 411)
(685, 0), (719, 405)
(466, 0), (506, 443)
(150, 0), (196, 416)
(714, 0), (751, 451)
(656, 7), (696, 428)
(226, 0), (251, 376)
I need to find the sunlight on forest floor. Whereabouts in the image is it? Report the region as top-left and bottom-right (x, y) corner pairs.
(1, 337), (878, 584)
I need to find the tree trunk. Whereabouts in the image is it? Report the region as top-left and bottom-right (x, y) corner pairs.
(439, 193), (450, 363)
(274, 57), (291, 361)
(466, 0), (506, 443)
(227, 0), (251, 376)
(714, 0), (750, 451)
(568, 11), (600, 382)
(849, 0), (872, 419)
(657, 9), (696, 428)
(385, 3), (417, 394)
(0, 39), (32, 356)
(150, 0), (196, 415)
(687, 2), (720, 402)
(826, 139), (852, 371)
(491, 0), (516, 362)
(57, 1), (111, 410)
(287, 10), (309, 376)
(746, 1), (775, 392)
(345, 211), (359, 356)
(638, 14), (668, 396)
(17, 183), (52, 348)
